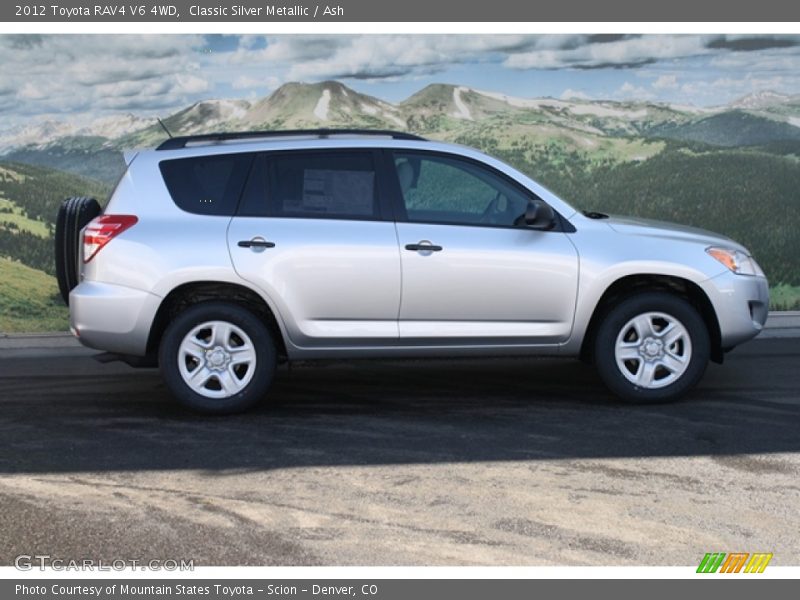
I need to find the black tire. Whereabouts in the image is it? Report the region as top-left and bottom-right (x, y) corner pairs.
(593, 292), (710, 404)
(54, 196), (101, 305)
(159, 302), (277, 414)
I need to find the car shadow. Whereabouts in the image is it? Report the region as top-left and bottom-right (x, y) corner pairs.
(0, 339), (798, 474)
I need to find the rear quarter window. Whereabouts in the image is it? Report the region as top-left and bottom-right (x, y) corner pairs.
(159, 153), (253, 216)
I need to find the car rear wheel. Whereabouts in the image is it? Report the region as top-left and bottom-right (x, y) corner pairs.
(593, 292), (710, 403)
(159, 302), (277, 414)
(54, 196), (101, 305)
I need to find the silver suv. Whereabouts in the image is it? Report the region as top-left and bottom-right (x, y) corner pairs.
(56, 129), (769, 413)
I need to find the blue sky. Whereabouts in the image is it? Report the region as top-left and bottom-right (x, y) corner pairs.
(2, 34), (800, 128)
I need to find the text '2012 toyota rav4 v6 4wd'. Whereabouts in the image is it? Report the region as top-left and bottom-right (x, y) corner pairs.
(55, 129), (769, 414)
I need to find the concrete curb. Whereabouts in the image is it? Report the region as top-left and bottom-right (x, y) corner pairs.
(1, 312), (798, 349)
(760, 310), (800, 339)
(764, 311), (800, 328)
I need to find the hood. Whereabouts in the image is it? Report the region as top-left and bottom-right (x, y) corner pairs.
(603, 214), (748, 252)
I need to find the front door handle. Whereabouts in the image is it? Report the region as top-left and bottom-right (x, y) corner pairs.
(238, 238), (275, 249)
(405, 242), (443, 252)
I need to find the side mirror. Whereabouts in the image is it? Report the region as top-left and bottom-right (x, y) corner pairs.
(517, 199), (556, 230)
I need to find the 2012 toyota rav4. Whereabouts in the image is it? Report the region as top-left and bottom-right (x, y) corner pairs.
(55, 129), (769, 414)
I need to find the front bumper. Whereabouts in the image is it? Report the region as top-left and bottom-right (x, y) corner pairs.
(701, 271), (769, 349)
(70, 281), (161, 356)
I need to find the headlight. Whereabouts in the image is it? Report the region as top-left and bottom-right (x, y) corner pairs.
(706, 247), (763, 276)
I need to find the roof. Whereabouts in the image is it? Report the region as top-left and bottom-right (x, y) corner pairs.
(155, 129), (427, 151)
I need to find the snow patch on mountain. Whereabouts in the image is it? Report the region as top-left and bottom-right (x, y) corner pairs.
(664, 103), (716, 115)
(569, 104), (648, 119)
(215, 99), (249, 121)
(180, 100), (250, 132)
(473, 88), (548, 108)
(0, 121), (75, 153)
(385, 112), (405, 128)
(314, 89), (331, 120)
(452, 87), (472, 120)
(83, 114), (156, 139)
(731, 90), (791, 110)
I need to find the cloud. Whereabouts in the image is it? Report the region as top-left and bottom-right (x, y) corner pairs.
(210, 35), (541, 81)
(666, 70), (800, 107)
(652, 75), (679, 90)
(231, 75), (279, 90)
(2, 33), (800, 131)
(175, 74), (210, 94)
(504, 35), (799, 72)
(18, 82), (47, 100)
(225, 34), (800, 80)
(710, 47), (800, 72)
(3, 34), (44, 49)
(616, 81), (655, 100)
(505, 35), (713, 70)
(706, 35), (800, 52)
(560, 89), (590, 100)
(0, 35), (207, 119)
(237, 35), (266, 50)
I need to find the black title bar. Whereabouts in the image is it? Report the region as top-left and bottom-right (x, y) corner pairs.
(4, 0), (800, 22)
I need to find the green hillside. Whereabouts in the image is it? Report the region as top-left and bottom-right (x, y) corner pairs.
(770, 284), (800, 310)
(0, 162), (110, 277)
(450, 127), (800, 287)
(555, 147), (800, 287)
(0, 198), (50, 237)
(0, 163), (110, 332)
(0, 161), (110, 223)
(648, 111), (800, 147)
(0, 257), (68, 332)
(3, 137), (126, 185)
(2, 82), (799, 333)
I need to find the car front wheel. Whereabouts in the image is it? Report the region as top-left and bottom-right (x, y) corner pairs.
(593, 292), (710, 403)
(159, 302), (277, 414)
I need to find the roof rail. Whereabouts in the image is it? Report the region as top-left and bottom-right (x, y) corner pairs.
(156, 129), (427, 150)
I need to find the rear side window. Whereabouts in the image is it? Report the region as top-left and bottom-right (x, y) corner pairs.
(160, 153), (253, 215)
(239, 151), (379, 220)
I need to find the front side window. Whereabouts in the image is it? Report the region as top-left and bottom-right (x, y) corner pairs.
(240, 151), (379, 220)
(393, 152), (531, 227)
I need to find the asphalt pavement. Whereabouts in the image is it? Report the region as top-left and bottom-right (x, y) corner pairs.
(0, 325), (798, 566)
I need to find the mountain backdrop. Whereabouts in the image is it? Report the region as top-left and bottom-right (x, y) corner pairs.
(1, 81), (799, 330)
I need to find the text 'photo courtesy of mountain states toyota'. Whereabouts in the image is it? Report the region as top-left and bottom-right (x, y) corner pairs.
(55, 129), (768, 414)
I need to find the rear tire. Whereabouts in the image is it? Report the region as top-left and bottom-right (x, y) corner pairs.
(159, 302), (277, 415)
(54, 196), (101, 305)
(593, 292), (710, 403)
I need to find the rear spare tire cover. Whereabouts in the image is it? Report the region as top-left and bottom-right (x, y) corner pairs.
(55, 197), (101, 305)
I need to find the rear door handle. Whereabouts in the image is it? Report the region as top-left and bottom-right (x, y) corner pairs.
(238, 238), (275, 249)
(405, 242), (443, 252)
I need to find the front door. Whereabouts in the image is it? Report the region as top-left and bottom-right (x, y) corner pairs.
(391, 151), (579, 345)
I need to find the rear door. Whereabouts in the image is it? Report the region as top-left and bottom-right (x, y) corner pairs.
(390, 150), (579, 345)
(228, 149), (402, 348)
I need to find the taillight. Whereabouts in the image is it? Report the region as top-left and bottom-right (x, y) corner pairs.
(83, 215), (138, 263)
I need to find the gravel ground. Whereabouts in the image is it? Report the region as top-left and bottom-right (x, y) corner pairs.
(0, 338), (798, 566)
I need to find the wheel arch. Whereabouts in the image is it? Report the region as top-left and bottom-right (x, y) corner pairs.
(579, 274), (722, 365)
(146, 281), (288, 361)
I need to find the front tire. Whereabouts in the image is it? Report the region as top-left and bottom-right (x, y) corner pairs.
(593, 292), (710, 403)
(159, 302), (277, 414)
